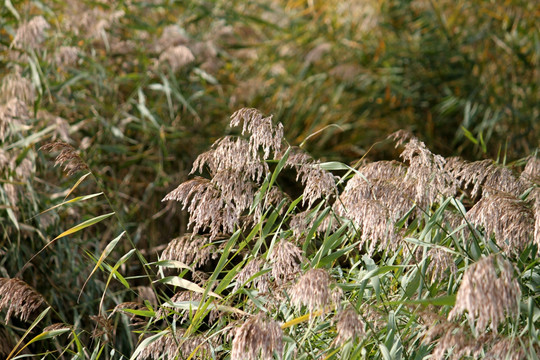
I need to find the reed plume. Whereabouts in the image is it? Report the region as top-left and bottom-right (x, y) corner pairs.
(290, 268), (330, 312)
(0, 278), (45, 323)
(449, 255), (520, 333)
(231, 314), (283, 360)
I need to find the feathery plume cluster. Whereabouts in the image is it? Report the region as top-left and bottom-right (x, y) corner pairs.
(231, 314), (283, 360)
(449, 255), (520, 332)
(192, 136), (268, 182)
(427, 248), (457, 281)
(531, 188), (540, 248)
(395, 133), (457, 207)
(0, 98), (30, 141)
(466, 192), (534, 253)
(425, 321), (486, 359)
(230, 108), (283, 159)
(335, 197), (398, 255)
(153, 25), (190, 52)
(136, 329), (211, 360)
(158, 45), (195, 72)
(233, 258), (269, 293)
(11, 16), (50, 49)
(289, 208), (338, 241)
(286, 148), (337, 208)
(160, 234), (217, 268)
(162, 177), (237, 239)
(269, 240), (303, 284)
(521, 155), (540, 185)
(40, 142), (89, 176)
(0, 71), (35, 104)
(334, 307), (365, 345)
(0, 278), (45, 323)
(450, 159), (525, 198)
(290, 268), (330, 312)
(66, 7), (124, 40)
(54, 46), (80, 67)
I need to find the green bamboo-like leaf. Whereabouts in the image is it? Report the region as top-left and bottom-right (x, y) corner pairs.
(79, 231), (125, 300)
(7, 307), (50, 360)
(157, 276), (222, 299)
(53, 212), (114, 240)
(36, 191), (102, 218)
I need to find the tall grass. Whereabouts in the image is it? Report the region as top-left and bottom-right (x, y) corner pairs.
(0, 0), (538, 359)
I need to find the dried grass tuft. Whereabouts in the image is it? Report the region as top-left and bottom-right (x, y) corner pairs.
(466, 192), (534, 253)
(0, 278), (45, 323)
(269, 240), (303, 285)
(136, 329), (211, 360)
(449, 255), (520, 333)
(11, 16), (50, 49)
(40, 141), (89, 176)
(231, 314), (283, 360)
(334, 306), (365, 345)
(160, 234), (217, 268)
(290, 268), (330, 312)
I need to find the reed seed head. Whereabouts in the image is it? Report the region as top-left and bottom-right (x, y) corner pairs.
(158, 45), (195, 72)
(40, 141), (89, 176)
(0, 98), (29, 141)
(136, 329), (211, 360)
(449, 255), (520, 333)
(12, 16), (50, 49)
(233, 258), (270, 293)
(1, 71), (35, 104)
(162, 177), (237, 239)
(54, 46), (80, 67)
(160, 234), (217, 268)
(466, 192), (534, 254)
(230, 108), (283, 159)
(0, 278), (45, 323)
(427, 248), (457, 281)
(286, 148), (337, 208)
(290, 268), (330, 312)
(269, 240), (303, 285)
(231, 314), (283, 360)
(335, 307), (365, 345)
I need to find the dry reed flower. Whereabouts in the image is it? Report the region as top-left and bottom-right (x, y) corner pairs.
(0, 98), (30, 141)
(136, 329), (211, 360)
(530, 188), (540, 248)
(11, 16), (50, 49)
(160, 234), (217, 268)
(231, 314), (283, 360)
(335, 198), (398, 255)
(449, 255), (520, 333)
(521, 155), (540, 185)
(334, 307), (365, 346)
(54, 46), (79, 67)
(233, 258), (270, 293)
(162, 177), (237, 239)
(339, 168), (413, 222)
(192, 136), (268, 182)
(40, 141), (89, 176)
(484, 337), (528, 360)
(466, 192), (534, 253)
(230, 108), (283, 159)
(286, 148), (337, 208)
(290, 268), (330, 312)
(399, 137), (457, 208)
(0, 72), (35, 104)
(450, 159), (525, 198)
(153, 25), (190, 53)
(421, 311), (486, 359)
(427, 248), (457, 281)
(0, 278), (45, 323)
(269, 240), (303, 285)
(158, 45), (195, 72)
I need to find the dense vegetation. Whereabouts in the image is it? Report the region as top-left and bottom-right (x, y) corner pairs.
(0, 0), (538, 359)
